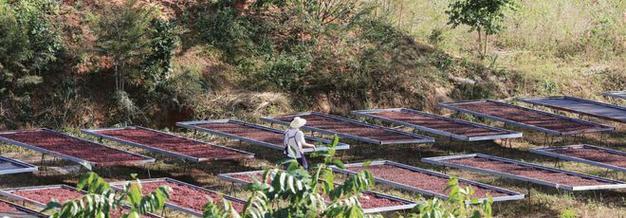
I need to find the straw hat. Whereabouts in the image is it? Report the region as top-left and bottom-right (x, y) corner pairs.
(290, 117), (307, 128)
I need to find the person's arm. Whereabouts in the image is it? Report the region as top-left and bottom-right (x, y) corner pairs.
(296, 131), (316, 148)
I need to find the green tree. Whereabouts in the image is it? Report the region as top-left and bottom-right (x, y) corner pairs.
(141, 19), (177, 93)
(44, 172), (171, 218)
(92, 0), (177, 123)
(92, 0), (157, 92)
(446, 0), (515, 58)
(0, 0), (63, 127)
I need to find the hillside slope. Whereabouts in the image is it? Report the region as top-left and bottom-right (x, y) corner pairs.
(0, 0), (623, 130)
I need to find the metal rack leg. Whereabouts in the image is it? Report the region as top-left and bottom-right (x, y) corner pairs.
(147, 166), (152, 179)
(526, 182), (532, 212)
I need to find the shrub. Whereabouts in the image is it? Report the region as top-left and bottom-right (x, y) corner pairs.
(0, 0), (63, 128)
(44, 172), (171, 218)
(203, 136), (377, 217)
(91, 0), (184, 125)
(196, 6), (257, 62)
(559, 208), (577, 218)
(255, 53), (312, 94)
(140, 19), (178, 93)
(92, 0), (158, 92)
(412, 178), (493, 218)
(157, 71), (206, 109)
(446, 0), (516, 58)
(581, 15), (624, 59)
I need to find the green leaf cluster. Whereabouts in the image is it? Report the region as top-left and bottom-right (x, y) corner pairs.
(407, 177), (493, 218)
(90, 0), (179, 124)
(203, 136), (377, 218)
(44, 172), (171, 218)
(446, 0), (516, 58)
(0, 0), (63, 126)
(446, 0), (516, 35)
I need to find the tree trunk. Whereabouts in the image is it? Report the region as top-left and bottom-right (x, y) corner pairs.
(484, 34), (488, 58)
(114, 62), (119, 92)
(477, 28), (483, 59)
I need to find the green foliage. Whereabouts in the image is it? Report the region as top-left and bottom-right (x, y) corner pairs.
(0, 0), (62, 76)
(446, 0), (515, 35)
(428, 28), (445, 47)
(408, 177), (493, 218)
(0, 0), (63, 128)
(248, 0), (369, 27)
(292, 0), (367, 26)
(196, 1), (451, 110)
(196, 7), (256, 62)
(203, 199), (241, 218)
(122, 177), (171, 217)
(203, 136), (376, 217)
(196, 0), (377, 108)
(580, 15), (623, 59)
(140, 19), (178, 93)
(91, 0), (184, 124)
(256, 53), (312, 94)
(1, 0), (620, 140)
(204, 137), (494, 217)
(446, 0), (516, 58)
(155, 71), (207, 111)
(92, 0), (157, 92)
(44, 172), (171, 218)
(559, 208), (577, 218)
(112, 90), (142, 124)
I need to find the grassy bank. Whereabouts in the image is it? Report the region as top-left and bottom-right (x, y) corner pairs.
(380, 0), (625, 97)
(6, 0), (625, 130)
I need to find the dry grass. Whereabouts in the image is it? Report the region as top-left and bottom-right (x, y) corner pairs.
(379, 0), (625, 98)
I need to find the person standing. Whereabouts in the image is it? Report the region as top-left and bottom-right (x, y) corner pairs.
(284, 117), (316, 169)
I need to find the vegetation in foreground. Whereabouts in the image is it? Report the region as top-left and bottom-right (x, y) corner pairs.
(45, 138), (494, 218)
(3, 0), (622, 130)
(44, 172), (171, 218)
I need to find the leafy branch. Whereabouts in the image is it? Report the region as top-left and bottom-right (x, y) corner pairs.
(44, 172), (171, 218)
(446, 0), (516, 59)
(203, 135), (375, 217)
